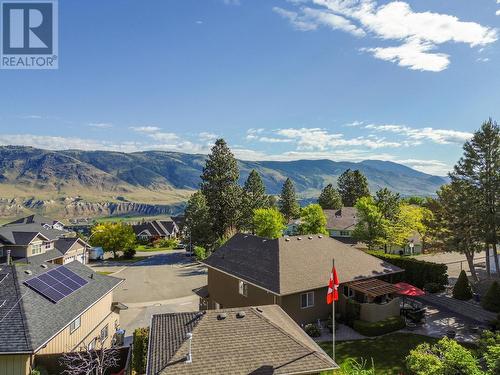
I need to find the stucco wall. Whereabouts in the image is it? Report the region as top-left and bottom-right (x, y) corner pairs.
(207, 268), (276, 309)
(280, 286), (332, 326)
(359, 297), (400, 322)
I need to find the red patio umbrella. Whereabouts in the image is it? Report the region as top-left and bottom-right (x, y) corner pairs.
(394, 282), (425, 297)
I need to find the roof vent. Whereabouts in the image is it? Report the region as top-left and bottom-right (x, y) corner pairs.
(236, 311), (246, 319)
(308, 236), (313, 240)
(41, 264), (48, 269)
(297, 237), (302, 241)
(255, 307), (263, 313)
(24, 270), (32, 275)
(185, 332), (193, 364)
(285, 238), (290, 242)
(318, 235), (323, 238)
(217, 313), (227, 320)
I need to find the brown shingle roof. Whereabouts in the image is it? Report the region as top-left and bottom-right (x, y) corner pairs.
(204, 233), (403, 295)
(147, 305), (338, 375)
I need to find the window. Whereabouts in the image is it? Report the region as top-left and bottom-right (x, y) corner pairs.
(340, 231), (350, 237)
(44, 242), (52, 249)
(238, 280), (248, 297)
(100, 324), (109, 342)
(300, 291), (314, 308)
(70, 316), (81, 333)
(88, 338), (96, 351)
(31, 243), (42, 255)
(343, 285), (354, 298)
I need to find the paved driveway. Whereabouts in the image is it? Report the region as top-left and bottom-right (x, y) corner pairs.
(91, 251), (207, 343)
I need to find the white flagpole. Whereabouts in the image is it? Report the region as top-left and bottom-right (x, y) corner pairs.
(332, 258), (335, 361)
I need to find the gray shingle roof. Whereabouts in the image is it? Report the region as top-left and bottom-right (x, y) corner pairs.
(0, 261), (123, 353)
(204, 233), (403, 295)
(147, 305), (338, 375)
(0, 223), (67, 244)
(324, 207), (358, 230)
(55, 237), (86, 255)
(5, 214), (64, 227)
(0, 266), (30, 353)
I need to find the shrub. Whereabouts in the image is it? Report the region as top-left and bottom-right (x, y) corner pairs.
(123, 247), (136, 259)
(304, 323), (321, 337)
(482, 281), (500, 313)
(489, 313), (500, 331)
(154, 238), (179, 249)
(132, 327), (149, 374)
(453, 270), (473, 301)
(423, 282), (445, 293)
(477, 330), (500, 356)
(345, 299), (361, 327)
(367, 251), (448, 289)
(194, 246), (207, 261)
(353, 316), (405, 337)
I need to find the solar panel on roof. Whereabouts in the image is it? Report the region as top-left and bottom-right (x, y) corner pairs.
(24, 266), (89, 303)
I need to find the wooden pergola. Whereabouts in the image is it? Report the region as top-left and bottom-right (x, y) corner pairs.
(347, 279), (399, 298)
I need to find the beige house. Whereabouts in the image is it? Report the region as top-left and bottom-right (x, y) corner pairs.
(201, 233), (403, 326)
(146, 305), (338, 375)
(0, 222), (89, 265)
(0, 261), (124, 375)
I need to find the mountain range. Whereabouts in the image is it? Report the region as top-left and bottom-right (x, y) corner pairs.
(0, 146), (447, 219)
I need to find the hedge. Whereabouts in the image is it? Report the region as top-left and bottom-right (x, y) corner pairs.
(367, 251), (448, 289)
(482, 281), (500, 313)
(353, 316), (406, 337)
(132, 327), (149, 374)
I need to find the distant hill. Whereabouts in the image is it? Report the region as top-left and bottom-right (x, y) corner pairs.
(0, 146), (447, 219)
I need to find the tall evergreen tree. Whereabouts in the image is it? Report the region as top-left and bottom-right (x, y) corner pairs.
(452, 119), (500, 277)
(184, 191), (213, 249)
(337, 169), (370, 206)
(279, 178), (300, 222)
(375, 188), (401, 221)
(240, 170), (269, 232)
(318, 184), (342, 210)
(200, 138), (241, 239)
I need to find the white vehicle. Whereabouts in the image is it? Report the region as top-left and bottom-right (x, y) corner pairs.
(89, 247), (104, 260)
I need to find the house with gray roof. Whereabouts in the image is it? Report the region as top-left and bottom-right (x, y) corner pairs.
(202, 233), (404, 325)
(146, 305), (338, 375)
(132, 219), (179, 242)
(0, 261), (124, 375)
(5, 214), (65, 231)
(0, 218), (89, 265)
(324, 207), (423, 254)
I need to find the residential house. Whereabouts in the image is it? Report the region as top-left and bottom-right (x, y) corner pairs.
(201, 233), (403, 326)
(146, 305), (338, 375)
(132, 220), (179, 242)
(0, 261), (124, 375)
(5, 214), (66, 231)
(0, 223), (89, 265)
(324, 207), (423, 254)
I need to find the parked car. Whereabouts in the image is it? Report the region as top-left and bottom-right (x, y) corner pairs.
(89, 247), (104, 260)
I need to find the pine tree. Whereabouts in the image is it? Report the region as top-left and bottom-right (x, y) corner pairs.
(452, 119), (500, 277)
(452, 270), (473, 300)
(240, 170), (269, 232)
(184, 191), (213, 249)
(200, 139), (241, 239)
(318, 184), (342, 210)
(375, 188), (401, 221)
(337, 169), (370, 207)
(279, 178), (300, 222)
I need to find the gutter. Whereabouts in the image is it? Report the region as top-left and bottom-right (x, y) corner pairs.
(145, 313), (154, 375)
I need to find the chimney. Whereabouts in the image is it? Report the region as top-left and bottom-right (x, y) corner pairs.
(6, 250), (11, 266)
(185, 333), (193, 364)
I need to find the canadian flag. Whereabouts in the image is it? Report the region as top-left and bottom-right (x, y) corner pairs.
(326, 267), (339, 304)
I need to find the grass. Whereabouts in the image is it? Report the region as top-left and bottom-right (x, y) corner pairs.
(97, 271), (114, 275)
(319, 333), (440, 375)
(135, 244), (177, 252)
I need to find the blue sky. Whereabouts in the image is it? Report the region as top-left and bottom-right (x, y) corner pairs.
(0, 0), (499, 175)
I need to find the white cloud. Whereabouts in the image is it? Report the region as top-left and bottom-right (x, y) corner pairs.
(18, 114), (43, 119)
(130, 126), (161, 133)
(276, 0), (498, 71)
(496, 10), (500, 16)
(365, 123), (472, 144)
(398, 159), (450, 175)
(223, 0), (241, 5)
(477, 57), (490, 62)
(88, 122), (113, 128)
(198, 132), (218, 142)
(362, 39), (450, 72)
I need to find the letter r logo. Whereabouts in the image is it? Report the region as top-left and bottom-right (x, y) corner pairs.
(2, 2), (53, 54)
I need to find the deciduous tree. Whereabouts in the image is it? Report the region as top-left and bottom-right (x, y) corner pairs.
(90, 222), (136, 259)
(253, 208), (286, 239)
(353, 196), (387, 249)
(298, 204), (328, 235)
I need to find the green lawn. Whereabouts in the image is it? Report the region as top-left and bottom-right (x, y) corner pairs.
(97, 271), (114, 275)
(135, 245), (176, 252)
(320, 333), (440, 374)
